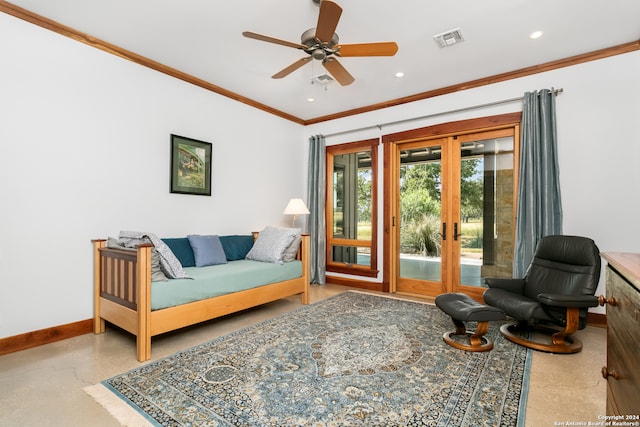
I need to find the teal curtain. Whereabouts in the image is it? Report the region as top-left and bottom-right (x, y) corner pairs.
(307, 135), (326, 284)
(513, 89), (563, 277)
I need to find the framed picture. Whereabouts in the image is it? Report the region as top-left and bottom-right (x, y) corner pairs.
(170, 134), (212, 196)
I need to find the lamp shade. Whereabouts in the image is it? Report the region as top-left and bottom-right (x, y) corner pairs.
(283, 198), (310, 215)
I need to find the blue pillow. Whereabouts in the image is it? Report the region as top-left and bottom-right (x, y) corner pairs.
(187, 235), (228, 267)
(219, 235), (255, 261)
(161, 237), (195, 267)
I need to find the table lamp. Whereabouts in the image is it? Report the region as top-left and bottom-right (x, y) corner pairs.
(283, 198), (310, 227)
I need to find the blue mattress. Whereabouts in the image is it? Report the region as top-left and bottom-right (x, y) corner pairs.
(151, 259), (302, 310)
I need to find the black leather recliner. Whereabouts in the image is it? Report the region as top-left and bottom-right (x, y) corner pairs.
(483, 235), (601, 353)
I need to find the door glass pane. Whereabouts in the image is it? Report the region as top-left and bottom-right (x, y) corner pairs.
(332, 151), (372, 241)
(333, 167), (344, 236)
(459, 136), (514, 287)
(327, 139), (378, 277)
(399, 146), (442, 282)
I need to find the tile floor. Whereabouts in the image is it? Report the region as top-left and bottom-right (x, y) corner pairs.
(0, 284), (607, 426)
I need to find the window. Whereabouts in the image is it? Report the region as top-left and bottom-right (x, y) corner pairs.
(326, 138), (378, 277)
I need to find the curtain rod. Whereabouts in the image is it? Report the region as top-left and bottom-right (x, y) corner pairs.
(323, 88), (564, 139)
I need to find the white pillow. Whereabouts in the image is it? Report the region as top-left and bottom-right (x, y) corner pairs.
(246, 226), (301, 263)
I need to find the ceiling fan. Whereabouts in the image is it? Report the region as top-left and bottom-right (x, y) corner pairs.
(242, 0), (398, 86)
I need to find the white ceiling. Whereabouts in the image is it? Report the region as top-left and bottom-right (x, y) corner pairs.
(6, 0), (640, 122)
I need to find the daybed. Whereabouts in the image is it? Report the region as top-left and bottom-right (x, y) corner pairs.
(92, 231), (309, 362)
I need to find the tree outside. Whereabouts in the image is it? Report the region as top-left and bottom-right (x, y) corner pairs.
(397, 157), (484, 257)
(353, 156), (484, 257)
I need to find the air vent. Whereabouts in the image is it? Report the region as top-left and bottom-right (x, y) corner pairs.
(311, 74), (335, 85)
(433, 28), (464, 48)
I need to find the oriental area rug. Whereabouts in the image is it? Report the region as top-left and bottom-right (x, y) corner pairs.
(85, 291), (531, 426)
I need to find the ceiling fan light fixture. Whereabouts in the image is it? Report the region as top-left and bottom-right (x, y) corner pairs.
(312, 49), (327, 60)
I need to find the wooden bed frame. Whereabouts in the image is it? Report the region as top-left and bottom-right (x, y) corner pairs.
(92, 234), (310, 361)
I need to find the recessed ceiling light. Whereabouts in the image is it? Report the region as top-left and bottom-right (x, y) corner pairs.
(395, 72), (405, 78)
(529, 31), (544, 39)
(307, 98), (315, 103)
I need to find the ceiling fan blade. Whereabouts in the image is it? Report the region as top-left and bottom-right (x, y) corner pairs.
(315, 0), (342, 43)
(337, 42), (399, 57)
(322, 57), (354, 86)
(272, 57), (312, 79)
(242, 31), (306, 49)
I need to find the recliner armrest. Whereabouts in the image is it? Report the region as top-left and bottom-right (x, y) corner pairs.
(537, 293), (600, 308)
(484, 278), (525, 294)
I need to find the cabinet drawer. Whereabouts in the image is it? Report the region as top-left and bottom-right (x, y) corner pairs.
(606, 266), (640, 415)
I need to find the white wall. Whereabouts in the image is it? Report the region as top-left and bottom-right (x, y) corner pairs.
(307, 50), (640, 313)
(0, 14), (306, 338)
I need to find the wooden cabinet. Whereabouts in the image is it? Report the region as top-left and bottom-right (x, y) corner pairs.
(601, 252), (640, 416)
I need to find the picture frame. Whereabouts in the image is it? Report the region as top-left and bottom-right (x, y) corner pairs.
(170, 134), (212, 196)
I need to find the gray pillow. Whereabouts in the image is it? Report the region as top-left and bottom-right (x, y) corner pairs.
(246, 226), (301, 263)
(282, 234), (302, 262)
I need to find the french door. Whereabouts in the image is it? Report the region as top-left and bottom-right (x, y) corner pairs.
(389, 126), (518, 300)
